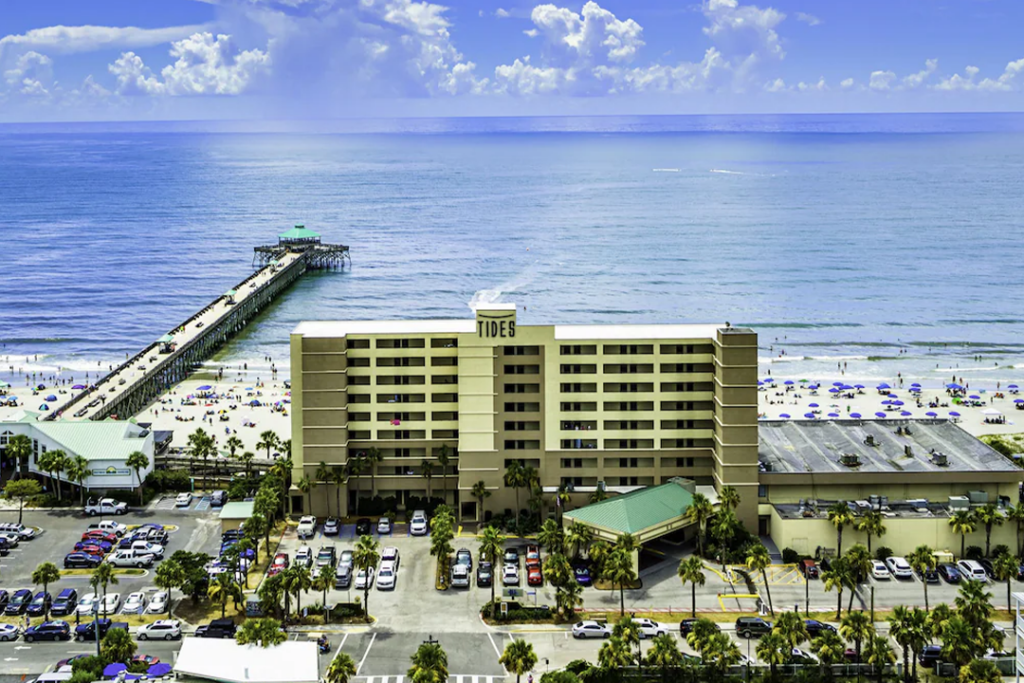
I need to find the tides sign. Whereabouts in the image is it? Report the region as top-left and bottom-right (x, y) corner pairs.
(476, 311), (516, 339)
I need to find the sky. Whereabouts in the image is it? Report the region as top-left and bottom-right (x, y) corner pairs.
(1, 0), (1024, 121)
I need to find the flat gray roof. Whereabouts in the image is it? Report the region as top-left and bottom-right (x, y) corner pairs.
(758, 419), (1018, 474)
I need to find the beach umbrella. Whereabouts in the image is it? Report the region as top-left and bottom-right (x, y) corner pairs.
(911, 383), (921, 387)
(833, 382), (844, 387)
(949, 411), (961, 417)
(72, 384), (86, 390)
(946, 383), (961, 389)
(103, 663), (127, 678)
(809, 403), (819, 408)
(877, 383), (890, 389)
(804, 413), (816, 419)
(36, 384), (45, 390)
(926, 411), (938, 417)
(45, 395), (56, 402)
(1015, 399), (1024, 404)
(197, 385), (212, 391)
(901, 410), (912, 416)
(757, 380), (763, 385)
(881, 400), (892, 405)
(892, 400), (904, 406)
(1010, 384), (1019, 389)
(0, 381), (8, 389)
(828, 412), (840, 418)
(800, 379), (809, 383)
(245, 387), (253, 391)
(910, 387), (921, 392)
(850, 412), (862, 418)
(249, 400), (261, 406)
(969, 395), (981, 400)
(854, 384), (865, 389)
(779, 413), (791, 419)
(828, 388), (840, 393)
(784, 380), (794, 385)
(148, 663), (173, 677)
(875, 412), (887, 418)
(38, 404), (48, 410)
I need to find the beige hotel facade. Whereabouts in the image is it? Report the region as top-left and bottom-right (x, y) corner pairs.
(289, 304), (760, 528)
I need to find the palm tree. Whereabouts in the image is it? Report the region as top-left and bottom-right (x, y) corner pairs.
(316, 461), (332, 516)
(504, 460), (526, 527)
(888, 606), (915, 683)
(537, 518), (564, 553)
(711, 509), (737, 572)
(209, 572), (243, 618)
(297, 475), (312, 514)
(840, 611), (874, 683)
(325, 652), (358, 683)
(409, 642), (449, 683)
(471, 480), (491, 522)
(90, 562), (118, 617)
(1006, 502), (1024, 559)
(994, 552), (1019, 611)
(827, 502), (854, 557)
(684, 492), (714, 558)
(613, 616), (642, 673)
(102, 628), (137, 663)
(225, 435), (243, 460)
(863, 633), (895, 683)
(845, 543), (872, 613)
(940, 615), (976, 670)
(677, 556), (706, 618)
(551, 485), (571, 524)
(928, 602), (952, 640)
(948, 509), (976, 559)
(478, 525), (506, 615)
(354, 534), (380, 618)
(719, 485), (741, 511)
(65, 455), (91, 505)
(435, 445), (450, 505)
(603, 548), (636, 616)
(312, 564), (333, 620)
(365, 447), (383, 498)
(555, 578), (584, 617)
(270, 455), (294, 516)
(746, 543), (774, 616)
(954, 578), (994, 629)
(565, 521), (593, 559)
(648, 632), (682, 682)
(256, 430), (279, 459)
(285, 565), (312, 618)
(499, 639), (537, 683)
(238, 450), (256, 478)
(331, 467), (348, 521)
(346, 456), (365, 515)
(598, 636), (633, 669)
(31, 562), (60, 620)
(855, 511), (886, 555)
(755, 631), (788, 681)
(37, 450), (63, 501)
(7, 434), (32, 479)
(773, 610), (808, 650)
(908, 544), (936, 611)
(702, 632), (742, 675)
(811, 630), (847, 680)
(187, 428), (215, 489)
(126, 450), (149, 506)
(959, 659), (1003, 683)
(686, 617), (720, 654)
(527, 485), (544, 528)
(974, 503), (1003, 557)
(236, 617), (287, 647)
(589, 487), (608, 504)
(51, 450), (68, 500)
(420, 460), (435, 500)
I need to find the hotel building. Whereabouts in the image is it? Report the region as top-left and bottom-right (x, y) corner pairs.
(289, 304), (759, 527)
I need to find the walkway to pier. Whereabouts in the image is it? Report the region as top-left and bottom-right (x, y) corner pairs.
(57, 250), (306, 422)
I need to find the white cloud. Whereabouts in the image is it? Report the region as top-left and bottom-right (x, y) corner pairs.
(797, 77), (826, 91)
(109, 33), (270, 96)
(524, 29), (539, 38)
(495, 8), (512, 18)
(0, 24), (209, 57)
(840, 77), (854, 89)
(703, 0), (786, 61)
(4, 51), (52, 86)
(902, 58), (937, 89)
(794, 12), (820, 26)
(531, 1), (645, 65)
(868, 70), (895, 91)
(493, 56), (566, 95)
(935, 59), (1024, 92)
(763, 77), (786, 92)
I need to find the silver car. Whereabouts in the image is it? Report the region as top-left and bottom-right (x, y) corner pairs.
(146, 591), (170, 614)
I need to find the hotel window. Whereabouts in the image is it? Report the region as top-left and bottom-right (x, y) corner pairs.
(0, 430), (10, 446)
(347, 339), (370, 350)
(348, 357), (370, 367)
(603, 363), (654, 374)
(504, 421), (540, 431)
(759, 484), (768, 499)
(431, 411), (458, 421)
(661, 363), (694, 373)
(561, 476), (584, 487)
(603, 344), (653, 355)
(605, 439), (653, 449)
(560, 364), (596, 374)
(430, 338), (458, 348)
(349, 412), (371, 422)
(561, 420), (596, 430)
(348, 376), (370, 386)
(431, 357), (458, 367)
(504, 383), (539, 394)
(561, 458), (584, 468)
(349, 394), (370, 404)
(561, 402), (597, 412)
(560, 383), (596, 393)
(377, 357), (425, 367)
(376, 338), (425, 349)
(618, 457), (639, 468)
(605, 420), (653, 430)
(504, 402), (539, 412)
(560, 439), (597, 450)
(660, 382), (696, 392)
(560, 345), (596, 356)
(349, 430), (371, 440)
(431, 393), (458, 403)
(672, 457), (696, 467)
(505, 440), (539, 450)
(431, 429), (459, 439)
(377, 393), (425, 404)
(504, 346), (540, 356)
(431, 375), (458, 385)
(505, 364), (539, 375)
(604, 383), (653, 393)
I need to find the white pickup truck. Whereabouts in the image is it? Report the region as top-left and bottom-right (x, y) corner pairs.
(108, 549), (155, 568)
(297, 516), (317, 539)
(85, 499), (128, 516)
(87, 520), (127, 537)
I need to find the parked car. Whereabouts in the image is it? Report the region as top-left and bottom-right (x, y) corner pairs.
(100, 593), (121, 615)
(918, 645), (942, 667)
(502, 564), (520, 586)
(572, 621), (612, 639)
(297, 516), (317, 539)
(355, 567), (376, 589)
(295, 546), (313, 569)
(0, 590), (8, 611)
(87, 520), (127, 537)
(355, 518), (372, 535)
(382, 546), (400, 567)
(64, 552), (102, 569)
(790, 648), (819, 664)
(335, 565), (353, 589)
(137, 620), (182, 640)
(410, 510), (429, 536)
(885, 556), (913, 579)
(504, 547), (520, 565)
(804, 620), (837, 638)
(799, 559), (819, 579)
(85, 498), (127, 516)
(122, 592), (146, 615)
(81, 530), (118, 544)
(573, 564), (592, 586)
(51, 589), (79, 617)
(338, 550), (354, 569)
(527, 566), (543, 586)
(377, 561), (398, 590)
(377, 517), (392, 534)
(870, 561), (890, 579)
(0, 623), (19, 642)
(477, 561), (493, 587)
(74, 618), (127, 642)
(211, 491), (227, 507)
(5, 589), (32, 615)
(323, 518), (340, 536)
(74, 541), (112, 555)
(268, 553), (290, 576)
(175, 492), (192, 507)
(736, 617), (773, 638)
(2, 523), (36, 540)
(108, 550), (155, 568)
(26, 592), (52, 617)
(0, 532), (20, 548)
(195, 618), (237, 639)
(957, 559), (989, 583)
(75, 593), (98, 616)
(979, 559), (995, 579)
(525, 545), (541, 568)
(24, 621), (70, 642)
(633, 618), (669, 638)
(680, 619), (719, 635)
(146, 591), (170, 614)
(455, 548), (473, 571)
(316, 546), (337, 569)
(920, 566), (940, 583)
(451, 564), (470, 588)
(938, 564), (961, 583)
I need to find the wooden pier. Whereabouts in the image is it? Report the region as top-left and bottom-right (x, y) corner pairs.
(51, 226), (348, 422)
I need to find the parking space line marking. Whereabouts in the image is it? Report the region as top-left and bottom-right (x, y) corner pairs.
(356, 632), (376, 674)
(333, 632), (349, 658)
(487, 633), (502, 659)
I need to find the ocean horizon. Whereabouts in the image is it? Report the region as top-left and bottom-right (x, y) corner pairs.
(2, 111), (1023, 390)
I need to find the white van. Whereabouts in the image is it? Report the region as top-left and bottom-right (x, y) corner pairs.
(957, 559), (989, 582)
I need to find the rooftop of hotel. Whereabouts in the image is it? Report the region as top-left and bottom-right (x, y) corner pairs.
(758, 419), (1017, 474)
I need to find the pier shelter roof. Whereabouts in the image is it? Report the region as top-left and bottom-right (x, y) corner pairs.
(278, 225), (320, 242)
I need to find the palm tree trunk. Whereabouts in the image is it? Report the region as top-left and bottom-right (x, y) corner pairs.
(363, 585), (369, 618)
(836, 590), (842, 620)
(848, 581), (858, 613)
(961, 534), (965, 559)
(619, 582), (625, 616)
(867, 534), (872, 555)
(923, 581), (929, 611)
(985, 527), (992, 557)
(838, 529), (843, 558)
(691, 582), (696, 618)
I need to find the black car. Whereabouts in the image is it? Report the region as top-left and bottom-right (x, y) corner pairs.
(804, 620), (837, 638)
(979, 559), (995, 579)
(65, 552), (102, 569)
(355, 518), (372, 536)
(195, 618), (237, 639)
(51, 589), (79, 617)
(938, 564), (961, 583)
(324, 518), (341, 536)
(26, 592), (51, 617)
(477, 561), (493, 587)
(222, 529), (244, 541)
(24, 621), (70, 642)
(5, 589), (32, 615)
(918, 645), (942, 667)
(0, 538), (9, 555)
(680, 619), (720, 636)
(504, 547), (520, 565)
(211, 490), (227, 507)
(735, 617), (773, 638)
(0, 590), (9, 611)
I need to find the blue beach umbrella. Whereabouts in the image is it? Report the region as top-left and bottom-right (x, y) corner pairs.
(779, 413), (791, 419)
(946, 383), (961, 389)
(949, 411), (961, 417)
(1010, 384), (1019, 389)
(809, 403), (819, 408)
(881, 400), (892, 405)
(926, 411), (938, 417)
(901, 410), (912, 416)
(911, 383), (921, 387)
(45, 395), (56, 401)
(850, 412), (862, 418)
(828, 412), (840, 418)
(103, 663), (127, 678)
(197, 385), (212, 391)
(72, 384), (86, 390)
(1014, 399), (1024, 404)
(875, 412), (887, 418)
(829, 388), (840, 393)
(877, 383), (890, 389)
(969, 395), (981, 400)
(892, 400), (904, 406)
(854, 384), (865, 389)
(757, 380), (763, 385)
(784, 380), (794, 385)
(38, 404), (49, 410)
(148, 664), (173, 677)
(804, 413), (816, 419)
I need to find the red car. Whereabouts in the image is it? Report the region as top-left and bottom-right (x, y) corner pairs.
(76, 543), (108, 556)
(81, 530), (117, 544)
(267, 553), (289, 576)
(527, 565), (543, 586)
(526, 545), (541, 569)
(132, 655), (160, 666)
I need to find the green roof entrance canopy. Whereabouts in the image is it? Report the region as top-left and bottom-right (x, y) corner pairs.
(157, 334), (175, 344)
(278, 224), (321, 242)
(225, 290), (237, 297)
(564, 478), (696, 541)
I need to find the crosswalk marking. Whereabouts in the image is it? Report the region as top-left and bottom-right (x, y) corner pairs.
(357, 675), (505, 683)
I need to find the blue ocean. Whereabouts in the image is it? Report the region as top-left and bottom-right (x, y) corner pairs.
(2, 113), (1024, 389)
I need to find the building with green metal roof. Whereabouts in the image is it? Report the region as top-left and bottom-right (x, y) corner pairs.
(278, 225), (321, 244)
(563, 478), (706, 544)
